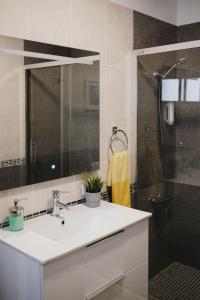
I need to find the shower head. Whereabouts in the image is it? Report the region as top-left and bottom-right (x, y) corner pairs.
(153, 72), (164, 79)
(153, 57), (188, 79)
(176, 57), (187, 65)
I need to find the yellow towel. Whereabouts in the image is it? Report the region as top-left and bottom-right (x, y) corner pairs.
(107, 151), (131, 207)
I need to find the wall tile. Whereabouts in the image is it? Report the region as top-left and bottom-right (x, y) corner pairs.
(0, 119), (24, 160)
(71, 0), (106, 53)
(0, 0), (29, 38)
(178, 22), (200, 43)
(99, 64), (108, 131)
(107, 2), (133, 68)
(101, 126), (133, 183)
(133, 11), (177, 49)
(99, 129), (108, 169)
(29, 0), (71, 46)
(105, 66), (132, 129)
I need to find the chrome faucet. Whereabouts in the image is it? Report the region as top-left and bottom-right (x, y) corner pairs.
(52, 190), (70, 217)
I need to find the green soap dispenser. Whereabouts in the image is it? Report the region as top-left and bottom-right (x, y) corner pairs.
(9, 198), (26, 231)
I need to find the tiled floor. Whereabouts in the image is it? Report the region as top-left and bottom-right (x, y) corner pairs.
(149, 262), (200, 300)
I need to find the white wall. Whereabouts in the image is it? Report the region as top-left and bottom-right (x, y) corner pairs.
(0, 0), (136, 223)
(177, 0), (200, 26)
(110, 0), (177, 25)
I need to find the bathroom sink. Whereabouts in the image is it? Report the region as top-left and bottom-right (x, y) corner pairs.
(0, 201), (151, 264)
(27, 205), (116, 243)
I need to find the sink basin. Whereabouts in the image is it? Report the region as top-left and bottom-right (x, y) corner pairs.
(27, 204), (117, 243)
(0, 201), (151, 264)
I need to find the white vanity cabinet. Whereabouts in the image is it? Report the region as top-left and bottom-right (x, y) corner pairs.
(84, 219), (148, 300)
(0, 219), (149, 300)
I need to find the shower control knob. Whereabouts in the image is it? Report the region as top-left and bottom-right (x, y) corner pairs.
(148, 196), (156, 204)
(144, 123), (153, 131)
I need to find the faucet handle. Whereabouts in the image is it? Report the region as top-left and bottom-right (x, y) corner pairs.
(52, 190), (60, 198)
(52, 190), (70, 196)
(52, 190), (71, 201)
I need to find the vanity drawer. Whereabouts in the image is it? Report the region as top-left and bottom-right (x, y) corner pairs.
(87, 274), (145, 300)
(83, 230), (124, 297)
(84, 260), (148, 300)
(83, 219), (148, 298)
(43, 250), (85, 300)
(118, 260), (148, 299)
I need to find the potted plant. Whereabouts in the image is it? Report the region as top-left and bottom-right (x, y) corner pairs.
(84, 176), (104, 208)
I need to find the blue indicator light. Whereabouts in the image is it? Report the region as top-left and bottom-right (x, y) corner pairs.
(51, 164), (56, 170)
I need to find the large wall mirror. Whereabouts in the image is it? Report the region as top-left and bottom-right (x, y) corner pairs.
(0, 35), (100, 191)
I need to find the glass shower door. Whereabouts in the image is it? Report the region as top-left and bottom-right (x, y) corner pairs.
(137, 46), (200, 299)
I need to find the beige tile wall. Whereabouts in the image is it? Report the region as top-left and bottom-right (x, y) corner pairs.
(0, 0), (136, 222)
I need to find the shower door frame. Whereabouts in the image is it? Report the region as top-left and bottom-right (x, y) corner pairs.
(133, 39), (200, 56)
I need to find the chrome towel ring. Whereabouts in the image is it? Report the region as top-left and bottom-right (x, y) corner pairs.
(110, 126), (128, 154)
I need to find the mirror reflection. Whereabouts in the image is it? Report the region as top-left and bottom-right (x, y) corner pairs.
(161, 78), (200, 102)
(0, 36), (100, 191)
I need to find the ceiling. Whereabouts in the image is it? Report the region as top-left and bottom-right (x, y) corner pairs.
(110, 0), (200, 26)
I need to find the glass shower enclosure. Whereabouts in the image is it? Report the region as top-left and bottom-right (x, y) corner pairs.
(136, 42), (200, 299)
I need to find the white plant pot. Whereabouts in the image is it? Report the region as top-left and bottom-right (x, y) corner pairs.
(85, 192), (101, 208)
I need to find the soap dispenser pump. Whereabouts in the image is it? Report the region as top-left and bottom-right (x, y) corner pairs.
(9, 198), (27, 231)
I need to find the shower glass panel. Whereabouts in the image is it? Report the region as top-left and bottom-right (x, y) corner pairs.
(137, 46), (200, 298)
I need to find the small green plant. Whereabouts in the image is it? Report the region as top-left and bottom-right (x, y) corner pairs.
(84, 176), (104, 193)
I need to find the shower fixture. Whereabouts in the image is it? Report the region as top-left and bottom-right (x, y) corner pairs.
(153, 57), (187, 79)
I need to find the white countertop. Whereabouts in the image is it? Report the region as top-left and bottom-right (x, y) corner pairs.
(0, 201), (151, 265)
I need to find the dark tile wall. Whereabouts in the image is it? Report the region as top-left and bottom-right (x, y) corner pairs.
(173, 183), (200, 269)
(133, 11), (177, 49)
(134, 11), (200, 50)
(178, 22), (200, 43)
(136, 182), (175, 278)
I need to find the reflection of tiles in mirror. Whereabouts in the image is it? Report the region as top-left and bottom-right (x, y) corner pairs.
(0, 158), (26, 168)
(149, 262), (200, 300)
